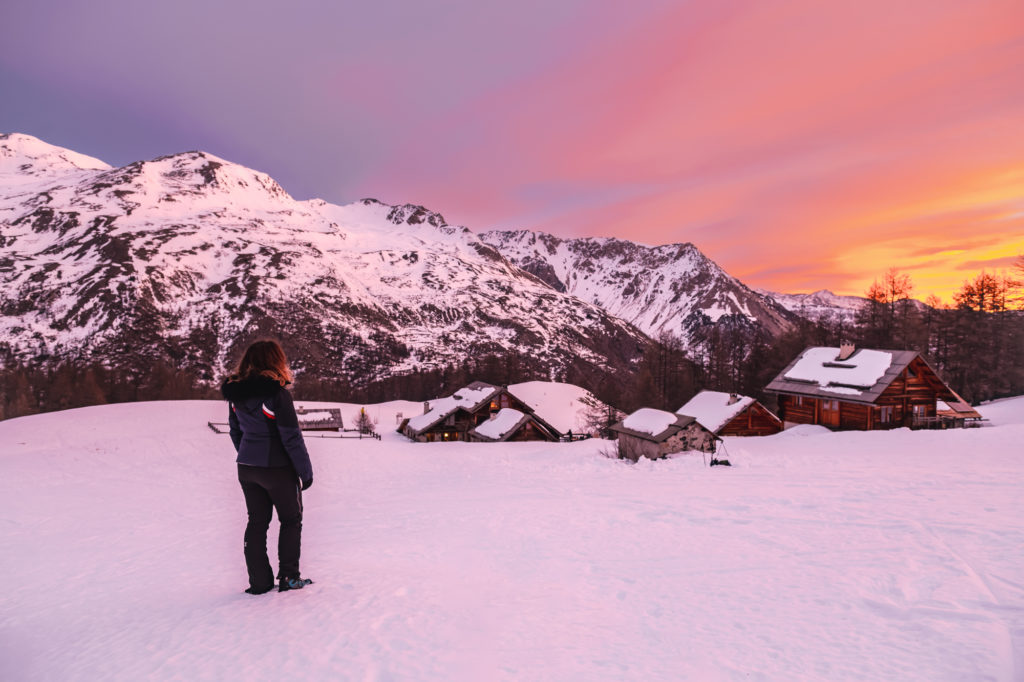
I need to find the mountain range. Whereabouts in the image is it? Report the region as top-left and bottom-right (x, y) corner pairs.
(0, 133), (861, 390)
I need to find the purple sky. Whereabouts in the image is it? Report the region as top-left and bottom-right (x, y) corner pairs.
(3, 0), (1022, 300)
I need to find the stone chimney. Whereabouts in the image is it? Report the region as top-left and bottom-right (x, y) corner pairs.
(727, 393), (739, 405)
(836, 341), (856, 361)
(423, 401), (431, 414)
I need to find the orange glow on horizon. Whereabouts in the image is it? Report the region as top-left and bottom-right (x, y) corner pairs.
(355, 0), (1024, 305)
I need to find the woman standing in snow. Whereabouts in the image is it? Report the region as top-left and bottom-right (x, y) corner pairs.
(221, 340), (314, 594)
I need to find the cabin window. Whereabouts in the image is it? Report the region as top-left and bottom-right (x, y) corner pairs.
(912, 404), (928, 417)
(879, 406), (893, 423)
(490, 400), (499, 411)
(907, 366), (917, 379)
(793, 396), (803, 406)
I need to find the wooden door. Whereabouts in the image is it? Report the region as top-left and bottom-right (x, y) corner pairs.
(820, 399), (840, 427)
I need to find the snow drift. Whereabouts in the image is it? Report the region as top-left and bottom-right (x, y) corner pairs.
(1, 394), (1022, 680)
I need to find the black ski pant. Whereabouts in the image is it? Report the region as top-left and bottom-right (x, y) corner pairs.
(238, 464), (303, 589)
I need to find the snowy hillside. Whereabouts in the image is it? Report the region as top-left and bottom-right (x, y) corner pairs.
(481, 229), (797, 344)
(2, 395), (1022, 681)
(0, 133), (648, 385)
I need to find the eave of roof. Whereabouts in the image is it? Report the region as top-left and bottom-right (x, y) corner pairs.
(468, 411), (533, 442)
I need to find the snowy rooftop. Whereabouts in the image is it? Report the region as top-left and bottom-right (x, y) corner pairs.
(677, 391), (755, 433)
(784, 347), (893, 389)
(766, 347), (935, 405)
(472, 408), (526, 441)
(507, 381), (594, 435)
(621, 408), (680, 438)
(296, 411), (336, 422)
(406, 385), (497, 433)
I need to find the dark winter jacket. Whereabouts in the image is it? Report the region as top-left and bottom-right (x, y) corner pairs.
(221, 375), (313, 486)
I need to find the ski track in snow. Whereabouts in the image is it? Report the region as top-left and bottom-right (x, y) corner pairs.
(1, 397), (1023, 681)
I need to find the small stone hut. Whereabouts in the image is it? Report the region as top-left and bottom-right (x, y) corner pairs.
(610, 407), (718, 462)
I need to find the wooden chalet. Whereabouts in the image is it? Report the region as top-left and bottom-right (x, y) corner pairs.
(677, 390), (782, 437)
(610, 408), (719, 461)
(398, 381), (561, 443)
(467, 408), (561, 443)
(765, 344), (976, 431)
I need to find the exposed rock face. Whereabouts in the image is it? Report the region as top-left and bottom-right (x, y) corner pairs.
(757, 288), (869, 324)
(480, 229), (798, 344)
(0, 134), (650, 388)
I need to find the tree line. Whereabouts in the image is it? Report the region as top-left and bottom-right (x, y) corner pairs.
(2, 258), (1022, 422)
(622, 260), (1024, 415)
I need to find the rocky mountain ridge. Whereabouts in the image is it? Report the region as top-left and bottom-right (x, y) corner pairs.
(2, 133), (867, 395)
(0, 133), (650, 388)
(480, 229), (799, 344)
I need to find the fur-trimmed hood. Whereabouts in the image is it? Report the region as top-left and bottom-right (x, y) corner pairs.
(221, 374), (287, 402)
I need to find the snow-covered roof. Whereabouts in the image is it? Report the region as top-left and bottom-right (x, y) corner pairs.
(677, 391), (755, 433)
(507, 381), (592, 435)
(784, 347), (893, 389)
(611, 408), (705, 443)
(765, 347), (955, 404)
(471, 408), (527, 441)
(406, 384), (498, 433)
(623, 408), (677, 437)
(937, 393), (982, 418)
(296, 410), (336, 422)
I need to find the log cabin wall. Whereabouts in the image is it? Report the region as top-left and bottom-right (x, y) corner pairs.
(779, 394), (816, 424)
(507, 419), (557, 442)
(838, 401), (872, 430)
(875, 358), (940, 426)
(719, 404), (783, 436)
(417, 408), (479, 441)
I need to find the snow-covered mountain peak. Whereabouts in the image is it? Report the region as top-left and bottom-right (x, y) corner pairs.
(380, 201), (448, 229)
(0, 137), (649, 386)
(0, 132), (111, 184)
(480, 228), (796, 343)
(756, 288), (868, 323)
(127, 150), (293, 204)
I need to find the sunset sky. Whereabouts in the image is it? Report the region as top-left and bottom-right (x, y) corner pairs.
(2, 0), (1022, 302)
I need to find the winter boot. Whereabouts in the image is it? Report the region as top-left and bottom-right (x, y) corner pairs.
(279, 576), (314, 592)
(244, 584), (275, 595)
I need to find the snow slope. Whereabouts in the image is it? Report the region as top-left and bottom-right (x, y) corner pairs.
(0, 134), (649, 386)
(1, 397), (1023, 681)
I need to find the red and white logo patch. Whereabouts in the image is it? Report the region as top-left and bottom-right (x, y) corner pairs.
(262, 403), (276, 419)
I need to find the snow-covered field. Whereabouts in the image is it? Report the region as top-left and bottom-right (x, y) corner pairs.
(1, 396), (1022, 681)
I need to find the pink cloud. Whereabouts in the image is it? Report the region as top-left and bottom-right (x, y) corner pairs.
(355, 0), (1024, 301)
